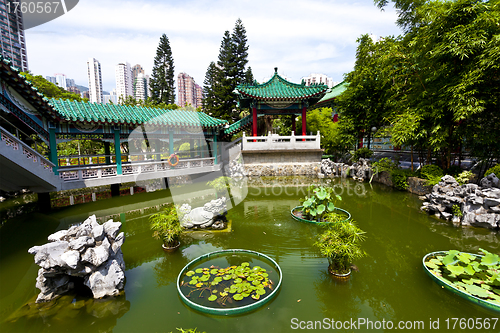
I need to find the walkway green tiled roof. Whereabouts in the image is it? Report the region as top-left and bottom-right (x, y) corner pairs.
(223, 114), (252, 137)
(235, 69), (328, 101)
(316, 81), (348, 105)
(49, 99), (228, 129)
(0, 55), (55, 118)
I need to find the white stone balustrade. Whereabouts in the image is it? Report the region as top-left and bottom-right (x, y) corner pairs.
(242, 131), (321, 151)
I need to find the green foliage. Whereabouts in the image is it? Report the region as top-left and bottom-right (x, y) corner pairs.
(350, 147), (373, 162)
(390, 169), (409, 190)
(118, 95), (178, 110)
(420, 165), (444, 186)
(180, 262), (273, 307)
(424, 249), (500, 305)
(452, 204), (463, 218)
(300, 186), (342, 222)
(20, 71), (82, 101)
(456, 170), (474, 186)
(172, 329), (206, 333)
(314, 221), (367, 274)
(150, 34), (175, 104)
(340, 0), (500, 169)
(372, 157), (398, 173)
(485, 164), (500, 179)
(149, 203), (184, 247)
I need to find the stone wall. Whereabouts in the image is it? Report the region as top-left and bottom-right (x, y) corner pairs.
(243, 163), (321, 177)
(242, 150), (323, 164)
(421, 174), (500, 229)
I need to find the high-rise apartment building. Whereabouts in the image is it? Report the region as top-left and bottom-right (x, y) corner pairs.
(178, 72), (202, 109)
(132, 64), (144, 81)
(301, 73), (337, 88)
(87, 58), (103, 104)
(134, 73), (149, 101)
(46, 76), (56, 84)
(115, 62), (133, 101)
(0, 1), (28, 71)
(55, 73), (67, 90)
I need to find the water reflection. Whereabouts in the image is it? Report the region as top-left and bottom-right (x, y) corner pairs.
(4, 293), (130, 332)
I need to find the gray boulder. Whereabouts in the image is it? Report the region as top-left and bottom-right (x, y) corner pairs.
(28, 215), (126, 303)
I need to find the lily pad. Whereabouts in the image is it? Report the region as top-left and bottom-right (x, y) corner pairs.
(482, 253), (500, 266)
(233, 294), (244, 301)
(464, 284), (491, 298)
(186, 271), (195, 277)
(208, 295), (217, 301)
(446, 265), (464, 276)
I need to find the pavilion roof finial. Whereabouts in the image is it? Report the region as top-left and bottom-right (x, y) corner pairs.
(274, 67), (278, 73)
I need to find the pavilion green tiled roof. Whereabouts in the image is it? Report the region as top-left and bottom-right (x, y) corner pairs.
(317, 81), (348, 105)
(49, 99), (228, 129)
(235, 70), (328, 101)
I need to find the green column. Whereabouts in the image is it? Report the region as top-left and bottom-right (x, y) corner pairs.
(49, 127), (58, 175)
(114, 129), (122, 175)
(169, 131), (174, 155)
(214, 134), (218, 165)
(104, 142), (111, 164)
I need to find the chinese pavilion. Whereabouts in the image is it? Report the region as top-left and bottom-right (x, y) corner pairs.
(234, 68), (328, 137)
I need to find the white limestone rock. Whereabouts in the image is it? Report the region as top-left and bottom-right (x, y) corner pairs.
(103, 220), (121, 240)
(47, 230), (68, 242)
(84, 258), (125, 299)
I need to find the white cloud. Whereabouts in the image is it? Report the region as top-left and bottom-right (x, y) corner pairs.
(25, 0), (400, 93)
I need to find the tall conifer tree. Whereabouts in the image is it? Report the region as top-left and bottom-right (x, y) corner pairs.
(150, 34), (175, 105)
(203, 19), (250, 122)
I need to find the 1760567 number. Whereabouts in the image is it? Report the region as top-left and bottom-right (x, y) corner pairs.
(6, 1), (60, 14)
(445, 318), (498, 330)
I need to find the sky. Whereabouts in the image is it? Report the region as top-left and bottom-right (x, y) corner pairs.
(25, 0), (403, 94)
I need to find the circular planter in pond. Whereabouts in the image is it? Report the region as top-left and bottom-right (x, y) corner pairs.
(177, 249), (282, 315)
(162, 241), (181, 252)
(290, 206), (351, 224)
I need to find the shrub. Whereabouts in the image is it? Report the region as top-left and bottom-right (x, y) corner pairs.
(452, 204), (463, 217)
(351, 147), (373, 162)
(420, 164), (444, 186)
(391, 169), (409, 190)
(445, 165), (462, 177)
(372, 157), (397, 173)
(485, 164), (500, 179)
(314, 221), (366, 274)
(456, 170), (473, 185)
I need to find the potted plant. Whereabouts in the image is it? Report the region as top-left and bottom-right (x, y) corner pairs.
(314, 220), (366, 278)
(292, 186), (349, 223)
(150, 203), (184, 251)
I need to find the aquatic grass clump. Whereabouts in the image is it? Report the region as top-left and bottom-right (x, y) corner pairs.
(181, 262), (274, 306)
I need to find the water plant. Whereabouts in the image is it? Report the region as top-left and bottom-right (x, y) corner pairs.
(314, 220), (367, 275)
(300, 186), (342, 222)
(452, 204), (462, 218)
(424, 249), (500, 306)
(180, 262), (274, 307)
(150, 203), (184, 248)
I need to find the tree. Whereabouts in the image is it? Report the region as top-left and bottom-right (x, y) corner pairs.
(244, 67), (254, 84)
(336, 34), (394, 150)
(150, 34), (175, 105)
(203, 19), (251, 122)
(202, 62), (219, 113)
(21, 71), (83, 101)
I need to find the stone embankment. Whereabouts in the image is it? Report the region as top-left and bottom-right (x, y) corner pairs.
(421, 174), (500, 229)
(320, 158), (373, 181)
(28, 215), (125, 302)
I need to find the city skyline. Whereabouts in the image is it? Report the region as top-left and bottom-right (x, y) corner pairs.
(24, 0), (401, 93)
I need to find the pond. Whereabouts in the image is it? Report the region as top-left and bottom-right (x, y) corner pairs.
(0, 177), (499, 332)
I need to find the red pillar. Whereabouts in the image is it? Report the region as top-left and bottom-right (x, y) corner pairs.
(252, 106), (257, 142)
(302, 106), (306, 141)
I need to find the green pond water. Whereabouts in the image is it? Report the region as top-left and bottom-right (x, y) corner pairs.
(0, 177), (499, 332)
